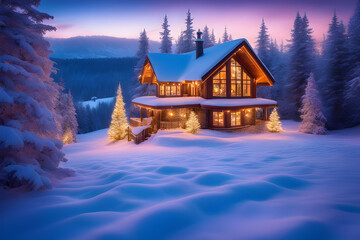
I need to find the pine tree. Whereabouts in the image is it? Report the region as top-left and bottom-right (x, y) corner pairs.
(222, 27), (229, 43)
(267, 108), (282, 133)
(186, 111), (200, 134)
(182, 9), (195, 53)
(108, 84), (129, 141)
(59, 92), (78, 144)
(229, 34), (233, 41)
(211, 29), (217, 46)
(160, 15), (172, 53)
(346, 0), (360, 127)
(202, 25), (212, 48)
(285, 12), (315, 120)
(299, 74), (327, 135)
(0, 0), (66, 190)
(135, 29), (149, 76)
(256, 20), (272, 99)
(176, 32), (185, 54)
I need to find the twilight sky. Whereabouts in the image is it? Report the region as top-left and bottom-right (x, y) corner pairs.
(39, 0), (358, 47)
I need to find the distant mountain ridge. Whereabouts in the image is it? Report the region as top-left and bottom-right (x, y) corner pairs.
(47, 36), (160, 59)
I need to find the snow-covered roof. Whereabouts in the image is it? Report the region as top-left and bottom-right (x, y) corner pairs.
(148, 39), (247, 82)
(132, 96), (277, 109)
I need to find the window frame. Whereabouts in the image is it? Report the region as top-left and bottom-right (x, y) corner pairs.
(213, 111), (224, 127)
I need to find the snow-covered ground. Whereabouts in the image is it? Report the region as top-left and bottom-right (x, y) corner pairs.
(1, 121), (360, 240)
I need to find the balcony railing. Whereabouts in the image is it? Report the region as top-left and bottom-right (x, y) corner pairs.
(160, 121), (185, 129)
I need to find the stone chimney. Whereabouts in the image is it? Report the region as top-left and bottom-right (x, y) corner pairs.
(195, 29), (204, 59)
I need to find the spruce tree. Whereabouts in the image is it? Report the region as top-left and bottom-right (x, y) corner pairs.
(299, 74), (327, 135)
(222, 27), (229, 43)
(57, 91), (78, 144)
(211, 29), (217, 46)
(160, 15), (172, 53)
(229, 34), (233, 41)
(176, 32), (185, 54)
(322, 13), (349, 129)
(267, 108), (282, 133)
(0, 0), (66, 190)
(108, 84), (129, 141)
(202, 25), (212, 48)
(346, 0), (360, 127)
(135, 29), (149, 76)
(256, 19), (271, 66)
(182, 9), (195, 53)
(186, 111), (200, 134)
(285, 12), (315, 120)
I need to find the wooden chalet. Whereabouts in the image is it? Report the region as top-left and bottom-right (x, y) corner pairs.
(131, 31), (277, 131)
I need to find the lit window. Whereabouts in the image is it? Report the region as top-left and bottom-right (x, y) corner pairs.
(160, 85), (165, 95)
(213, 66), (226, 97)
(231, 59), (242, 97)
(231, 111), (241, 126)
(243, 72), (251, 97)
(213, 111), (224, 127)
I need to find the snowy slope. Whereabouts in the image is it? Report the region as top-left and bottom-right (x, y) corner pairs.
(1, 121), (360, 240)
(80, 97), (115, 109)
(47, 36), (161, 59)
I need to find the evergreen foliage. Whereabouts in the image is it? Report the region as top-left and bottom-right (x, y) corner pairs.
(222, 27), (229, 43)
(0, 0), (67, 190)
(108, 84), (129, 141)
(267, 108), (282, 133)
(321, 13), (349, 129)
(256, 19), (271, 66)
(210, 29), (217, 46)
(57, 91), (78, 144)
(160, 15), (172, 53)
(202, 26), (213, 48)
(186, 111), (200, 134)
(299, 74), (327, 134)
(285, 12), (315, 120)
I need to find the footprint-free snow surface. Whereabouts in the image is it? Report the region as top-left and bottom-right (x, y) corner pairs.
(1, 121), (360, 240)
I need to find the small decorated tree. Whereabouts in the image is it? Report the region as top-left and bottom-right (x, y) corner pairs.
(186, 111), (200, 134)
(299, 74), (327, 134)
(267, 108), (282, 132)
(108, 84), (129, 141)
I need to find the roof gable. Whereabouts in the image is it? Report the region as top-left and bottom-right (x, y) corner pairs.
(145, 39), (274, 85)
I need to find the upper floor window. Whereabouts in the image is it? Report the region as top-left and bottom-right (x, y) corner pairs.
(213, 66), (227, 97)
(160, 84), (181, 96)
(231, 59), (242, 97)
(242, 71), (251, 97)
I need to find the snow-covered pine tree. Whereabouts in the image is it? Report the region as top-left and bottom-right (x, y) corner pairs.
(346, 0), (360, 127)
(202, 25), (213, 48)
(222, 27), (229, 43)
(58, 91), (78, 144)
(267, 108), (282, 133)
(160, 15), (172, 53)
(211, 29), (217, 46)
(299, 74), (327, 134)
(256, 19), (271, 98)
(0, 0), (67, 190)
(108, 84), (129, 141)
(176, 32), (185, 54)
(285, 12), (315, 120)
(181, 9), (195, 53)
(321, 12), (349, 129)
(229, 34), (233, 41)
(186, 111), (200, 134)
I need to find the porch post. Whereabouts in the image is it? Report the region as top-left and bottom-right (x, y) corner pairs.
(140, 107), (143, 122)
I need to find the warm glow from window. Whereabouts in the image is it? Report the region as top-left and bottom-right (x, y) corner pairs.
(213, 111), (224, 127)
(161, 84), (181, 96)
(213, 66), (226, 97)
(231, 111), (241, 126)
(231, 59), (242, 97)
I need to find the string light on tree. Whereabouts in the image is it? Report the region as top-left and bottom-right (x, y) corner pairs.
(186, 111), (200, 134)
(108, 84), (129, 141)
(267, 108), (282, 132)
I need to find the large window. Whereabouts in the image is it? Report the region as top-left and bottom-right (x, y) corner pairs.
(213, 66), (227, 97)
(213, 111), (224, 127)
(231, 59), (242, 97)
(243, 72), (251, 97)
(160, 84), (181, 96)
(231, 111), (242, 127)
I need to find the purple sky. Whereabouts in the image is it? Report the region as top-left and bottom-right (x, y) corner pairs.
(39, 0), (358, 47)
